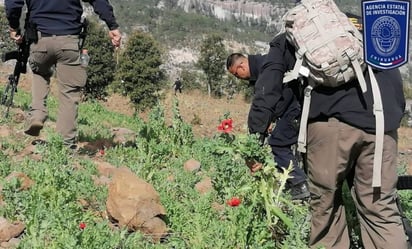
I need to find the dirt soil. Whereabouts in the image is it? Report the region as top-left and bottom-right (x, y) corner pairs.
(2, 64), (412, 175)
(101, 88), (412, 175)
(102, 90), (251, 138)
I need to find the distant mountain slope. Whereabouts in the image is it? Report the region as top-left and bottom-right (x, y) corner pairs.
(1, 0), (409, 81)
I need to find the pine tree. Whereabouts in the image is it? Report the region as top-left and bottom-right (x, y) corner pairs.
(114, 31), (166, 112)
(197, 34), (226, 97)
(82, 19), (116, 101)
(0, 6), (18, 59)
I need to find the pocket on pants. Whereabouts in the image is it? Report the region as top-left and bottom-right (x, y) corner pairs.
(57, 64), (87, 88)
(60, 38), (81, 66)
(29, 42), (52, 77)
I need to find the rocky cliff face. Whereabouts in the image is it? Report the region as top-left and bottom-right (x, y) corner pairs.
(175, 0), (290, 32)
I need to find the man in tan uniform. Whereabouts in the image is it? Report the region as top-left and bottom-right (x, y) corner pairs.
(5, 0), (121, 149)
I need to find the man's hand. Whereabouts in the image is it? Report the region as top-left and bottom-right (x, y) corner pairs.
(245, 159), (263, 174)
(109, 29), (121, 48)
(9, 27), (22, 44)
(267, 123), (274, 134)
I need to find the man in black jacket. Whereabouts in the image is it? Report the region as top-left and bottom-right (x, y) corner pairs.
(226, 53), (309, 201)
(5, 0), (121, 149)
(245, 32), (408, 248)
(173, 78), (183, 95)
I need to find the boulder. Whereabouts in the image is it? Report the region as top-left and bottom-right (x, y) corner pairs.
(106, 167), (167, 242)
(0, 217), (24, 242)
(111, 128), (136, 147)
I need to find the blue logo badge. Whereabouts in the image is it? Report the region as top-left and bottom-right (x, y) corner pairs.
(362, 0), (410, 69)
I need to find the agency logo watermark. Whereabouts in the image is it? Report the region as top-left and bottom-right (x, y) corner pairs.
(362, 0), (410, 69)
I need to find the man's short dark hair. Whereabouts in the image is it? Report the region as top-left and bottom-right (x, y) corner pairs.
(226, 53), (245, 70)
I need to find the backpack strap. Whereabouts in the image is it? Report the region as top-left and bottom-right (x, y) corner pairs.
(283, 48), (309, 83)
(368, 66), (384, 188)
(297, 82), (314, 153)
(352, 59), (367, 93)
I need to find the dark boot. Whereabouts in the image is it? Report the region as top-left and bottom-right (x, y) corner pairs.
(287, 181), (310, 201)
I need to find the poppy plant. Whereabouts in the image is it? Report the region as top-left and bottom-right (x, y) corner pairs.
(79, 222), (86, 230)
(217, 118), (233, 133)
(227, 197), (241, 207)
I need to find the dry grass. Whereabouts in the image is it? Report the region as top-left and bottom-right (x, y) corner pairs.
(398, 127), (412, 175)
(161, 90), (250, 138)
(104, 89), (251, 138)
(398, 127), (412, 152)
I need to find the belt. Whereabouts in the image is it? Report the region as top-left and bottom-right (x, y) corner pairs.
(308, 116), (339, 123)
(40, 32), (78, 37)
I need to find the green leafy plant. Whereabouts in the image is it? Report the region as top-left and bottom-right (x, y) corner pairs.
(82, 19), (116, 101)
(114, 31), (166, 113)
(197, 34), (226, 97)
(213, 116), (293, 230)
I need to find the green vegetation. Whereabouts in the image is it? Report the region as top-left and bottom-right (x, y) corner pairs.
(106, 0), (365, 49)
(0, 2), (411, 246)
(82, 19), (117, 101)
(0, 6), (15, 56)
(404, 85), (412, 99)
(113, 31), (167, 112)
(198, 34), (227, 96)
(178, 69), (204, 91)
(109, 0), (274, 47)
(0, 88), (313, 248)
(0, 83), (411, 248)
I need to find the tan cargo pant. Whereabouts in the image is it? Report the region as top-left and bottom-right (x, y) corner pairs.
(28, 34), (86, 145)
(306, 118), (408, 249)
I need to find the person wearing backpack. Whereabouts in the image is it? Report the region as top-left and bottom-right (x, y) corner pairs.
(245, 24), (408, 247)
(226, 53), (310, 201)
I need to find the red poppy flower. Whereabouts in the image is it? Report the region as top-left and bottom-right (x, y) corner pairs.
(99, 149), (105, 156)
(79, 222), (86, 230)
(218, 119), (233, 133)
(227, 197), (241, 207)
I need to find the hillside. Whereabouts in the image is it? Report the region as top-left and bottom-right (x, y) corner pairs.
(106, 0), (411, 82)
(1, 64), (312, 248)
(106, 92), (412, 176)
(0, 1), (412, 247)
(1, 62), (412, 248)
(3, 62), (412, 175)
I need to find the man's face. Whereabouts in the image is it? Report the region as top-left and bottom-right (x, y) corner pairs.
(228, 59), (250, 80)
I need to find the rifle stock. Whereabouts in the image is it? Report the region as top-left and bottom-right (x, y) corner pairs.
(2, 50), (19, 62)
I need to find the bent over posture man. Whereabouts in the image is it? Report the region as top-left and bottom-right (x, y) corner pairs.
(227, 53), (309, 200)
(5, 0), (121, 149)
(238, 32), (408, 248)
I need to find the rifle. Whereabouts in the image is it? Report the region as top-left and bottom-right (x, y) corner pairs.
(1, 34), (31, 118)
(78, 18), (89, 50)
